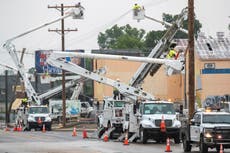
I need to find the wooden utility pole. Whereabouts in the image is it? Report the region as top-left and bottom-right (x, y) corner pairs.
(5, 70), (9, 124)
(48, 4), (78, 127)
(188, 0), (195, 119)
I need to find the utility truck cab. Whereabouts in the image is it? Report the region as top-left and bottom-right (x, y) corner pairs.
(27, 106), (52, 130)
(16, 105), (52, 131)
(138, 101), (181, 143)
(97, 97), (127, 138)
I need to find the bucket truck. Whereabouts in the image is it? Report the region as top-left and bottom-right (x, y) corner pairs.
(46, 49), (183, 138)
(46, 7), (186, 142)
(114, 7), (188, 144)
(2, 7), (84, 130)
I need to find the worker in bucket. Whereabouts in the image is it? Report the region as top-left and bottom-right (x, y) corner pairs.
(133, 3), (141, 16)
(166, 42), (177, 59)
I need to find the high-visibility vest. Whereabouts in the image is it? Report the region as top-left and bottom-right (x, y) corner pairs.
(22, 98), (28, 103)
(166, 49), (176, 59)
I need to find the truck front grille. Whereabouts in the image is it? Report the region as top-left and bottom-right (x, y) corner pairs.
(35, 117), (45, 122)
(155, 119), (172, 127)
(214, 127), (230, 140)
(115, 109), (123, 117)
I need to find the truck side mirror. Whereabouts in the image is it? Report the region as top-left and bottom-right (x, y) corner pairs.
(190, 119), (195, 125)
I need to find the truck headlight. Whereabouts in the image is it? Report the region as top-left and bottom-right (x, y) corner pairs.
(28, 116), (35, 122)
(173, 120), (181, 128)
(205, 132), (212, 138)
(142, 123), (152, 128)
(204, 128), (213, 138)
(45, 117), (52, 122)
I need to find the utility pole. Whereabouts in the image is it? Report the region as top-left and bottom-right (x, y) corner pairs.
(5, 70), (9, 124)
(48, 4), (78, 127)
(188, 0), (195, 119)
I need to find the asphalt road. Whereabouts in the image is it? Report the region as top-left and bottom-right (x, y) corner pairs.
(1, 129), (230, 153)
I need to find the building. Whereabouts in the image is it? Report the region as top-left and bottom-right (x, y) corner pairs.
(92, 49), (144, 101)
(92, 36), (230, 107)
(176, 35), (230, 107)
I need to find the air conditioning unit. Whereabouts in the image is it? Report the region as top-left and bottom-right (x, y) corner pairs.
(204, 63), (215, 69)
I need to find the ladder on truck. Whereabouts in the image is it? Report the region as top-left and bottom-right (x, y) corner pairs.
(130, 8), (188, 88)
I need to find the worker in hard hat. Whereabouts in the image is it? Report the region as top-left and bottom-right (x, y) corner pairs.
(21, 98), (28, 107)
(113, 78), (124, 100)
(166, 42), (177, 59)
(133, 3), (141, 16)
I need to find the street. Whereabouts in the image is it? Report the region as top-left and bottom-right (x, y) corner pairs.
(1, 129), (230, 153)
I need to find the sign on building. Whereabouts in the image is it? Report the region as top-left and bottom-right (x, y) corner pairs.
(35, 50), (85, 74)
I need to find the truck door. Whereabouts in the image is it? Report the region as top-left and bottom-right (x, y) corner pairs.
(190, 113), (201, 142)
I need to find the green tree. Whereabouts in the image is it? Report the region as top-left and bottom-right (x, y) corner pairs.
(145, 30), (166, 51)
(144, 13), (202, 50)
(162, 13), (202, 38)
(97, 24), (145, 50)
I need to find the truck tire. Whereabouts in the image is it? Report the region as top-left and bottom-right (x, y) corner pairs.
(182, 135), (191, 152)
(139, 127), (147, 144)
(200, 135), (208, 153)
(98, 127), (105, 138)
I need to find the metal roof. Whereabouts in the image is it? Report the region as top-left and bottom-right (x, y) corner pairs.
(175, 38), (230, 60)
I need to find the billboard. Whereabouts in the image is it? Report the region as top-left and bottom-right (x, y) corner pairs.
(35, 50), (85, 74)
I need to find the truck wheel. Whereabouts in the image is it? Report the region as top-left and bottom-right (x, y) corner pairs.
(200, 136), (208, 153)
(182, 135), (191, 152)
(139, 127), (147, 144)
(98, 127), (105, 138)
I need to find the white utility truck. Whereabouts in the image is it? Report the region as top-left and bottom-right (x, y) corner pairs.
(16, 105), (52, 131)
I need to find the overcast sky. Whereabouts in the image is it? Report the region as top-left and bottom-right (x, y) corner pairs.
(0, 0), (229, 69)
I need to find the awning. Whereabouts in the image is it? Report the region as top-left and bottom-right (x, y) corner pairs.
(11, 98), (23, 110)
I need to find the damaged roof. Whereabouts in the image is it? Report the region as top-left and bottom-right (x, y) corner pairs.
(175, 38), (230, 60)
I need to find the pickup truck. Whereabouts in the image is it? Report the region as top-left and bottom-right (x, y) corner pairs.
(180, 109), (230, 153)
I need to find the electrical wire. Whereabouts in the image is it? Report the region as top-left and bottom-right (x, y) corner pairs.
(54, 0), (170, 49)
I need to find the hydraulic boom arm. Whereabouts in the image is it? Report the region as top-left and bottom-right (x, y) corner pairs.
(2, 8), (84, 105)
(130, 8), (187, 87)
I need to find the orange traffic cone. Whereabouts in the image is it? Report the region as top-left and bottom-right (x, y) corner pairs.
(82, 127), (88, 139)
(18, 124), (22, 132)
(160, 115), (166, 133)
(103, 131), (109, 142)
(72, 126), (77, 136)
(165, 138), (172, 152)
(220, 144), (223, 153)
(123, 133), (129, 145)
(13, 124), (17, 131)
(42, 124), (46, 133)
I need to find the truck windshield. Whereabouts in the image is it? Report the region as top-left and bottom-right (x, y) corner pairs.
(143, 103), (175, 115)
(203, 114), (230, 124)
(28, 107), (49, 114)
(113, 101), (125, 107)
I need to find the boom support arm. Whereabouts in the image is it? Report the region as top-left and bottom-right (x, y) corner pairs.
(2, 8), (84, 105)
(49, 52), (183, 71)
(130, 8), (188, 87)
(47, 52), (156, 100)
